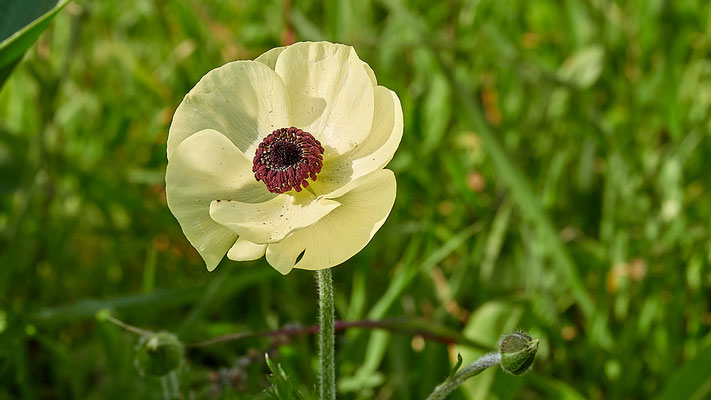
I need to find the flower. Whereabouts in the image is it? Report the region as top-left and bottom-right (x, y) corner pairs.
(165, 42), (402, 274)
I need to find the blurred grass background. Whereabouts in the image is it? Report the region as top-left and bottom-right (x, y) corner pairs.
(1, 0), (711, 399)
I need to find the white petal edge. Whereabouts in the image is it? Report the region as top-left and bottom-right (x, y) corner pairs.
(310, 85), (403, 195)
(265, 169), (396, 274)
(256, 44), (376, 88)
(254, 46), (286, 70)
(227, 237), (267, 261)
(362, 61), (377, 86)
(167, 60), (290, 160)
(209, 191), (340, 244)
(274, 41), (375, 159)
(166, 129), (275, 271)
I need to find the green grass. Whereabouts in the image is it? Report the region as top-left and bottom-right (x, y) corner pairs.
(2, 0), (711, 399)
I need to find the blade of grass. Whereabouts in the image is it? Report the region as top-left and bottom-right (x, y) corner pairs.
(657, 342), (711, 400)
(340, 224), (482, 392)
(368, 223), (482, 320)
(33, 268), (274, 324)
(0, 0), (71, 87)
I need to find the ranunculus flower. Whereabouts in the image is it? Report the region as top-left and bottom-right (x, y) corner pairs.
(166, 41), (402, 274)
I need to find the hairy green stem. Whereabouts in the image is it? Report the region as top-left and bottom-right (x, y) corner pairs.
(425, 353), (501, 400)
(317, 269), (336, 400)
(161, 371), (180, 400)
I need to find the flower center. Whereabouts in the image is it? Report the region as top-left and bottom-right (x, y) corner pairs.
(252, 127), (324, 194)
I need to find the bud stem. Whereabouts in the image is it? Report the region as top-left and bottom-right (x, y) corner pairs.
(161, 371), (180, 400)
(425, 353), (501, 400)
(317, 269), (336, 400)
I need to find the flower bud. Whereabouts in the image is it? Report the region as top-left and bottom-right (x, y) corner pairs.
(499, 331), (538, 375)
(134, 332), (184, 377)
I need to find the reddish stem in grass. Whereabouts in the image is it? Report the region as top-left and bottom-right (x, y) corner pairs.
(189, 317), (491, 351)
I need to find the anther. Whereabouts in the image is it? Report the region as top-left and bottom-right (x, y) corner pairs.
(252, 127), (324, 193)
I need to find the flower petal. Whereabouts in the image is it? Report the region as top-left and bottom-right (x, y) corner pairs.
(227, 237), (267, 261)
(254, 46), (286, 70)
(310, 86), (403, 195)
(255, 45), (376, 85)
(167, 60), (290, 160)
(166, 129), (275, 271)
(265, 169), (396, 273)
(274, 42), (375, 158)
(362, 61), (377, 86)
(209, 191), (340, 244)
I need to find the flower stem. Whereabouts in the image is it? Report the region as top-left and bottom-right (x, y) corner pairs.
(317, 269), (336, 400)
(425, 353), (501, 400)
(161, 370), (180, 400)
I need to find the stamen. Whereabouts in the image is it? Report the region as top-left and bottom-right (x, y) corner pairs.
(252, 127), (325, 193)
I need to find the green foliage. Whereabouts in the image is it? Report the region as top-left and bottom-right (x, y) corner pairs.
(265, 353), (309, 400)
(1, 0), (711, 399)
(0, 0), (70, 88)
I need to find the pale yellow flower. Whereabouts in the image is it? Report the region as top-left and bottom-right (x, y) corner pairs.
(166, 42), (402, 274)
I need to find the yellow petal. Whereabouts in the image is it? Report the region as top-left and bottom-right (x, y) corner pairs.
(274, 42), (375, 159)
(166, 129), (275, 271)
(311, 86), (403, 195)
(227, 237), (267, 261)
(265, 169), (396, 273)
(167, 60), (290, 161)
(209, 191), (340, 244)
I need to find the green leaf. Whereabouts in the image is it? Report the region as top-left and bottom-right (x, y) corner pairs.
(421, 72), (451, 152)
(449, 353), (464, 378)
(0, 0), (70, 87)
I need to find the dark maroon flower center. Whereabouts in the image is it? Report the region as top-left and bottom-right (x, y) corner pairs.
(252, 127), (324, 194)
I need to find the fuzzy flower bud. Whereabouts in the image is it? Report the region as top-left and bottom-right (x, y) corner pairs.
(499, 331), (539, 375)
(134, 332), (184, 377)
